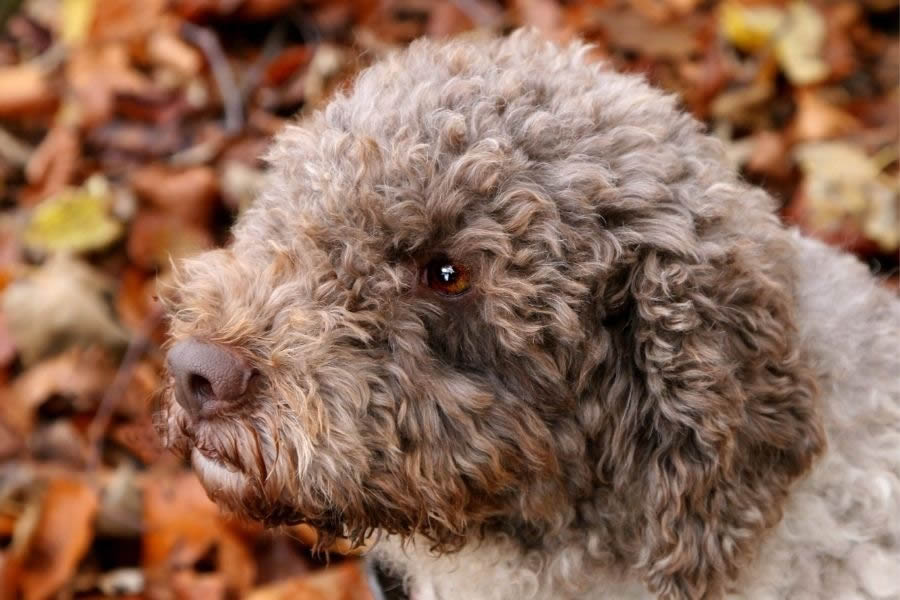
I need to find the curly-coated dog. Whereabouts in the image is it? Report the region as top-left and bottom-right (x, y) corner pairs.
(155, 30), (900, 600)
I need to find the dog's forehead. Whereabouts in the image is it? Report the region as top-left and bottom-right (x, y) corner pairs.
(242, 36), (696, 261)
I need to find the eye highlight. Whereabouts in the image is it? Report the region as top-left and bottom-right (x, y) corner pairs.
(423, 257), (471, 296)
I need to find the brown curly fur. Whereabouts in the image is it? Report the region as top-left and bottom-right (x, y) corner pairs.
(155, 31), (834, 599)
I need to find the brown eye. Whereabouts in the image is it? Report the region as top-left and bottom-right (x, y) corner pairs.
(424, 258), (471, 296)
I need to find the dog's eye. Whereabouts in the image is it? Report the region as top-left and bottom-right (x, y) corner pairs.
(423, 258), (471, 296)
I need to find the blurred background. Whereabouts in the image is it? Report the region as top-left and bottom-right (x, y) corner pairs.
(0, 0), (897, 598)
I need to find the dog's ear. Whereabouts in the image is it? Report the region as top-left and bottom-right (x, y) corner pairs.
(615, 229), (825, 599)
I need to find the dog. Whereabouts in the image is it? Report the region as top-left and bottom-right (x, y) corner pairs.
(155, 30), (900, 599)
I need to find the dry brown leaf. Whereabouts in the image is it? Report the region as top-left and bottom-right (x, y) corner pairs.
(245, 562), (374, 600)
(0, 347), (115, 436)
(170, 570), (227, 600)
(89, 0), (168, 42)
(29, 420), (91, 466)
(109, 418), (164, 464)
(1, 256), (129, 366)
(513, 0), (570, 43)
(790, 89), (860, 142)
(0, 311), (16, 372)
(426, 1), (476, 38)
(585, 8), (701, 61)
(236, 0), (299, 20)
(143, 471), (256, 595)
(66, 43), (155, 128)
(220, 160), (265, 213)
(173, 0), (297, 21)
(146, 29), (204, 79)
(131, 165), (220, 228)
(263, 45), (313, 87)
(143, 471), (224, 568)
(774, 2), (829, 86)
(127, 211), (214, 271)
(0, 63), (57, 117)
(5, 477), (99, 600)
(746, 130), (791, 178)
(788, 142), (899, 253)
(288, 524), (367, 556)
(23, 126), (80, 206)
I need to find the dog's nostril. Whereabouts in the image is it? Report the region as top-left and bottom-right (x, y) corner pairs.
(189, 373), (214, 401)
(167, 338), (253, 418)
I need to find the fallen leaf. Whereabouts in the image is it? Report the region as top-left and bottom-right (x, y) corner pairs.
(0, 347), (116, 438)
(514, 0), (570, 43)
(426, 1), (475, 39)
(29, 420), (90, 466)
(143, 471), (224, 569)
(173, 0), (297, 21)
(89, 0), (167, 42)
(720, 1), (784, 52)
(95, 465), (143, 538)
(245, 562), (374, 600)
(127, 211), (214, 271)
(263, 45), (313, 87)
(302, 44), (350, 110)
(237, 0), (299, 20)
(790, 142), (899, 253)
(790, 89), (859, 142)
(66, 43), (155, 128)
(774, 2), (829, 85)
(0, 311), (17, 372)
(23, 175), (124, 254)
(143, 471), (256, 595)
(746, 130), (791, 178)
(586, 7), (701, 61)
(146, 29), (203, 79)
(2, 255), (129, 365)
(23, 126), (80, 206)
(220, 160), (265, 213)
(0, 63), (57, 117)
(5, 476), (99, 600)
(109, 417), (164, 464)
(61, 0), (96, 44)
(170, 570), (227, 600)
(131, 165), (219, 228)
(288, 524), (366, 557)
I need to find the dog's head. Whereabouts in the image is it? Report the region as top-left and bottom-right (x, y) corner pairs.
(156, 31), (824, 599)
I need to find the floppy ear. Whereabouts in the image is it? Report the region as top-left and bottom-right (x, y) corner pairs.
(623, 233), (826, 599)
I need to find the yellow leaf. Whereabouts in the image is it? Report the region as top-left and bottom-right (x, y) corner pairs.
(774, 2), (828, 85)
(24, 176), (123, 254)
(795, 142), (899, 252)
(720, 2), (785, 52)
(60, 0), (96, 44)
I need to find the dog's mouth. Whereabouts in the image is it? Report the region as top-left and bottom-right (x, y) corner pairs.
(154, 388), (359, 546)
(189, 446), (249, 489)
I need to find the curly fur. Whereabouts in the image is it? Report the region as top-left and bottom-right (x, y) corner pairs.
(155, 30), (900, 599)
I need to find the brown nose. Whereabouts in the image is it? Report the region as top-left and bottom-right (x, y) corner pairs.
(167, 338), (254, 418)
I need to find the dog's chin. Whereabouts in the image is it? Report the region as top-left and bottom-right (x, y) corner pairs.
(190, 446), (251, 496)
(155, 393), (362, 545)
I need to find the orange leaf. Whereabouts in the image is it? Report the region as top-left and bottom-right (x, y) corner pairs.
(5, 477), (99, 600)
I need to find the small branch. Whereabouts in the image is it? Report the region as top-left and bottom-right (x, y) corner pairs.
(86, 307), (163, 470)
(181, 22), (244, 133)
(0, 125), (33, 166)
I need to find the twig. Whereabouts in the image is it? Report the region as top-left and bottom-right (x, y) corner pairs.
(0, 125), (33, 166)
(181, 22), (244, 133)
(240, 20), (288, 101)
(86, 306), (163, 470)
